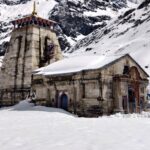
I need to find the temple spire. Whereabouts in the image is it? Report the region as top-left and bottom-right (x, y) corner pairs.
(32, 1), (37, 16)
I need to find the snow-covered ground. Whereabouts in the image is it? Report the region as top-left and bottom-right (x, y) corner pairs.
(0, 100), (150, 150)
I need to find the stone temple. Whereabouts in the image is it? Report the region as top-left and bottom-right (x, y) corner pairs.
(0, 3), (62, 106)
(0, 3), (149, 117)
(32, 54), (149, 116)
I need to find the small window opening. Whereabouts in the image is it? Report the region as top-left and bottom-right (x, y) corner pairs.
(123, 65), (130, 75)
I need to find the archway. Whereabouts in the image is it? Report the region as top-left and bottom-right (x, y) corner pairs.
(60, 93), (68, 110)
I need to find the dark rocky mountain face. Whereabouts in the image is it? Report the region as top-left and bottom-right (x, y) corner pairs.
(50, 0), (131, 51)
(0, 0), (141, 56)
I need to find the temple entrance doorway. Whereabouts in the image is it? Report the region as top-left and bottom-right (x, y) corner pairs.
(128, 87), (136, 113)
(60, 93), (68, 111)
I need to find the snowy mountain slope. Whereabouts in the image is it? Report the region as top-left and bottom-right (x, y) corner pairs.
(0, 0), (141, 55)
(67, 0), (150, 76)
(0, 100), (150, 150)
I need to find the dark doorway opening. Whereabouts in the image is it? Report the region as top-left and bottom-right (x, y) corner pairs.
(128, 87), (136, 113)
(122, 96), (128, 113)
(60, 93), (68, 111)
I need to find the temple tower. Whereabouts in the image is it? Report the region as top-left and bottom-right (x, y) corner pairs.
(0, 3), (62, 106)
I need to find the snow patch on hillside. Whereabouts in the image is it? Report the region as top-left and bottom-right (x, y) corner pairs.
(127, 0), (142, 7)
(84, 7), (117, 18)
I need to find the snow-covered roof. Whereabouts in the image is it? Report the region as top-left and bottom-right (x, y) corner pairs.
(35, 54), (129, 76)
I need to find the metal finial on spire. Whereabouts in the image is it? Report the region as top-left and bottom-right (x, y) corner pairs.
(32, 1), (37, 15)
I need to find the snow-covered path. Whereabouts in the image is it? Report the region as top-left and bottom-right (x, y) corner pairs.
(0, 101), (150, 150)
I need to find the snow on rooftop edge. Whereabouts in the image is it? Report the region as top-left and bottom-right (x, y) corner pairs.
(35, 54), (127, 76)
(0, 56), (4, 68)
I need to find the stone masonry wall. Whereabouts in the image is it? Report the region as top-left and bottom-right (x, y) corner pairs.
(0, 25), (63, 106)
